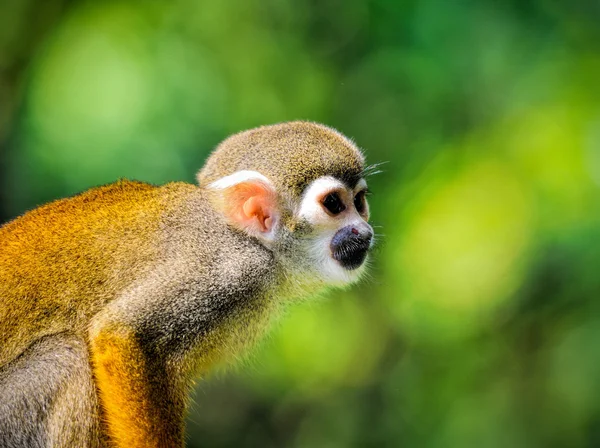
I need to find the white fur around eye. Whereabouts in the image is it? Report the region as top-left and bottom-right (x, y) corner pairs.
(355, 178), (367, 192)
(296, 176), (370, 286)
(298, 176), (346, 223)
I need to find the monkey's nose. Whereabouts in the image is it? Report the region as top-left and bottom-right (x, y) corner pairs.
(330, 225), (373, 270)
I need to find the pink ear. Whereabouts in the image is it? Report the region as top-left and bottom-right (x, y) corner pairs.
(209, 174), (278, 240)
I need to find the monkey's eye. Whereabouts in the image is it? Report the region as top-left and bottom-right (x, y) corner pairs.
(354, 190), (367, 214)
(322, 192), (346, 215)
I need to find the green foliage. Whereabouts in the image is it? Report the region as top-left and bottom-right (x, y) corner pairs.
(2, 0), (600, 446)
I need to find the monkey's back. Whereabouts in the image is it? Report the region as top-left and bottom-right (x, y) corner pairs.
(0, 180), (198, 366)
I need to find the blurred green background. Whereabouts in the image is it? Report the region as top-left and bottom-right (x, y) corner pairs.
(2, 0), (600, 446)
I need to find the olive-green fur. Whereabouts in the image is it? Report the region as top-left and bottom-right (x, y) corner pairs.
(199, 121), (365, 198)
(0, 180), (165, 367)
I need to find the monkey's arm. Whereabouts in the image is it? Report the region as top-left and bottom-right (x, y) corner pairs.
(89, 275), (209, 448)
(91, 327), (185, 447)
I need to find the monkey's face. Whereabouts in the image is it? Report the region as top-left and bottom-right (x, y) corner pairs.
(295, 176), (373, 286)
(205, 168), (373, 290)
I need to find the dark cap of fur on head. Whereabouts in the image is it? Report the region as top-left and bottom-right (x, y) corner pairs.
(198, 121), (365, 198)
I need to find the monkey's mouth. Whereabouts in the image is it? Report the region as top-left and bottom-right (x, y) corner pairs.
(330, 226), (372, 270)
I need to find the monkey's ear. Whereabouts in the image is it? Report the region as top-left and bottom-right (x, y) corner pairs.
(206, 170), (279, 242)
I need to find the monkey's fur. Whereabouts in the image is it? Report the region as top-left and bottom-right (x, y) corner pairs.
(0, 121), (371, 447)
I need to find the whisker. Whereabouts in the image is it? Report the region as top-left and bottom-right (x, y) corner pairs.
(361, 161), (389, 178)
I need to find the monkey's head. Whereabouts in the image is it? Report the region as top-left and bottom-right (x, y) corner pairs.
(198, 121), (374, 289)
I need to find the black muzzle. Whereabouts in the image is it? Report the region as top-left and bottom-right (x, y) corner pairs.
(330, 225), (373, 270)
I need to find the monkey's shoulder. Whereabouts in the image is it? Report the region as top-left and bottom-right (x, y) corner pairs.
(1, 180), (154, 233)
(69, 179), (158, 203)
(1, 179), (195, 229)
(0, 180), (199, 281)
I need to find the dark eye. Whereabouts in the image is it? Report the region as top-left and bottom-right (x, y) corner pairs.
(322, 192), (346, 215)
(354, 191), (366, 214)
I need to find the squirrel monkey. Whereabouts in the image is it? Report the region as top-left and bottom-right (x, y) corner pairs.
(0, 121), (374, 447)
